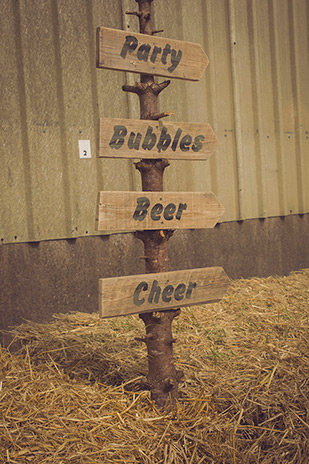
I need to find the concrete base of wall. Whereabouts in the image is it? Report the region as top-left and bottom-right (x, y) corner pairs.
(1, 214), (308, 343)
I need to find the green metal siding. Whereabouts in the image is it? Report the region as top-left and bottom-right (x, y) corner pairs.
(1, 0), (308, 244)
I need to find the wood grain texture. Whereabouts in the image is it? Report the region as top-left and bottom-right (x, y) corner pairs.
(98, 118), (218, 160)
(99, 267), (230, 318)
(96, 27), (209, 81)
(96, 191), (225, 231)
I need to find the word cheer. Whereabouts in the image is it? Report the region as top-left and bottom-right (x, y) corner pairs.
(109, 125), (205, 154)
(99, 267), (229, 318)
(120, 35), (182, 73)
(133, 279), (197, 307)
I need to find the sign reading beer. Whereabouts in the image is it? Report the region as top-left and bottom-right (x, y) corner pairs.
(96, 191), (224, 231)
(99, 267), (230, 318)
(99, 118), (218, 160)
(96, 27), (209, 81)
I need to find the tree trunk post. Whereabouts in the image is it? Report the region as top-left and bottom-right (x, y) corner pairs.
(123, 0), (183, 409)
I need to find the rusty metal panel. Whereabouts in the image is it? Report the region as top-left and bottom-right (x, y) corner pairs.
(1, 0), (308, 244)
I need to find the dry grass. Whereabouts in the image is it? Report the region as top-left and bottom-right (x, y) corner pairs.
(1, 269), (308, 463)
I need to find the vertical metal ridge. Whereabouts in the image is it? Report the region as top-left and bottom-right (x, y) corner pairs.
(12, 1), (35, 241)
(268, 0), (287, 216)
(1, 0), (308, 245)
(121, 0), (140, 191)
(246, 0), (265, 217)
(50, 0), (73, 235)
(288, 0), (305, 213)
(201, 0), (218, 195)
(227, 0), (242, 220)
(179, 0), (193, 192)
(85, 1), (103, 192)
(305, 0), (309, 209)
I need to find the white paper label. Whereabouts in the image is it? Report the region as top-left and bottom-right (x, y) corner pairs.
(79, 140), (91, 159)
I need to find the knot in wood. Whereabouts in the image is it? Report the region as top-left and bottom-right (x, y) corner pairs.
(163, 377), (176, 392)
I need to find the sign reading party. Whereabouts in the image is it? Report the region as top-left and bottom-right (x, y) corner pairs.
(96, 27), (209, 81)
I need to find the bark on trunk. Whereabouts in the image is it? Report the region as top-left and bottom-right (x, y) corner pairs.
(123, 0), (182, 409)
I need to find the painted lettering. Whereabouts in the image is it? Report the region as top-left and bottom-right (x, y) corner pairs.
(151, 203), (164, 221)
(175, 203), (187, 220)
(109, 125), (127, 149)
(133, 281), (148, 306)
(120, 35), (138, 59)
(133, 197), (188, 222)
(174, 283), (186, 301)
(192, 135), (205, 152)
(119, 36), (182, 73)
(161, 44), (171, 64)
(150, 45), (162, 63)
(148, 280), (161, 304)
(133, 197), (150, 221)
(137, 43), (151, 61)
(163, 203), (176, 220)
(133, 279), (198, 307)
(162, 284), (174, 302)
(171, 128), (182, 151)
(128, 132), (142, 150)
(180, 134), (192, 152)
(168, 49), (183, 72)
(142, 126), (157, 151)
(157, 126), (172, 152)
(186, 281), (197, 298)
(109, 125), (204, 154)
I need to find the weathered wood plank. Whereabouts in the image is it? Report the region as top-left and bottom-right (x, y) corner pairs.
(99, 267), (230, 318)
(96, 191), (225, 231)
(96, 27), (209, 81)
(98, 118), (218, 160)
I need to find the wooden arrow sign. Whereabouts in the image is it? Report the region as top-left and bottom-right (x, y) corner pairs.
(96, 191), (224, 232)
(98, 118), (218, 160)
(99, 267), (230, 318)
(96, 27), (209, 81)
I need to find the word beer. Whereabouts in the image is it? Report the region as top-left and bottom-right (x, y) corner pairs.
(133, 196), (187, 222)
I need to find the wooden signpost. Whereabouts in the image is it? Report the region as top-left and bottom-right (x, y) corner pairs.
(99, 267), (229, 318)
(98, 118), (218, 160)
(95, 0), (229, 409)
(96, 191), (225, 231)
(96, 27), (209, 81)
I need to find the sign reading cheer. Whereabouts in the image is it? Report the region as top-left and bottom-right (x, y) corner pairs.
(97, 27), (209, 81)
(99, 267), (230, 318)
(98, 118), (218, 160)
(96, 191), (224, 231)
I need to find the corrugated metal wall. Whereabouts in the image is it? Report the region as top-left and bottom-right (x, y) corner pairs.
(1, 0), (308, 244)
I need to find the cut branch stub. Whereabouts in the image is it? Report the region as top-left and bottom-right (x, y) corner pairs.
(125, 10), (142, 18)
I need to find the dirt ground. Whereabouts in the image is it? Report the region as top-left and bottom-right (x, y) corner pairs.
(1, 269), (308, 463)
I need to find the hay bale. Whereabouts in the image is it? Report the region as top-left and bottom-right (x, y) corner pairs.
(1, 270), (308, 463)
